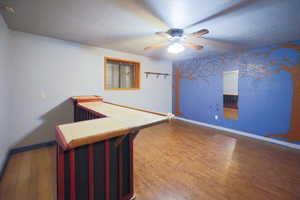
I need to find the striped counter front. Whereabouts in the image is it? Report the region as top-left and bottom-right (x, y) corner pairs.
(56, 96), (172, 200)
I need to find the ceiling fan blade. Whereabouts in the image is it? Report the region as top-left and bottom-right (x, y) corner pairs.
(144, 41), (169, 51)
(156, 32), (172, 39)
(188, 29), (209, 38)
(187, 37), (242, 50)
(184, 0), (261, 29)
(182, 42), (203, 51)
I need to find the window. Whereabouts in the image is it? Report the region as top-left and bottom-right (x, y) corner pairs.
(104, 57), (140, 90)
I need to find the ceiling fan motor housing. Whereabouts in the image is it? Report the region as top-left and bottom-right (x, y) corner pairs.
(167, 28), (184, 38)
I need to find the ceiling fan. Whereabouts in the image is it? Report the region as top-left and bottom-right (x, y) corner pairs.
(144, 28), (209, 54)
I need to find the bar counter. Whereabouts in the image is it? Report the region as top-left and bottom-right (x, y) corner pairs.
(56, 96), (172, 200)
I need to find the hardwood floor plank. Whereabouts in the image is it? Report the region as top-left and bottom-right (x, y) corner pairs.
(0, 153), (22, 200)
(14, 151), (34, 200)
(1, 121), (300, 200)
(35, 147), (56, 200)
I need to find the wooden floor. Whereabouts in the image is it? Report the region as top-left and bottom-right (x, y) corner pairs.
(1, 120), (300, 200)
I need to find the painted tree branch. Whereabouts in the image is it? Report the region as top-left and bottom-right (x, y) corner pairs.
(173, 42), (300, 142)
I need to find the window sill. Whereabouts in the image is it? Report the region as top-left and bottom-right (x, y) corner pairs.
(104, 88), (140, 91)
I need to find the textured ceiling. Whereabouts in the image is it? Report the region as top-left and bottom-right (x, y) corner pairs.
(1, 0), (300, 60)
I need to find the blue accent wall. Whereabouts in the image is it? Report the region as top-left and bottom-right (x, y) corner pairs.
(173, 40), (300, 144)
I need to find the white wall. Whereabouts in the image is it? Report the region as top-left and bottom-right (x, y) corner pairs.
(0, 15), (10, 168)
(8, 31), (172, 148)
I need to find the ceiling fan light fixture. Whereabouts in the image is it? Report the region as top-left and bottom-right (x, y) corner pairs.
(167, 42), (185, 54)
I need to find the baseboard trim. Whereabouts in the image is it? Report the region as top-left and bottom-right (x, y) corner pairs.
(0, 151), (12, 180)
(0, 140), (56, 180)
(174, 117), (300, 150)
(10, 140), (56, 154)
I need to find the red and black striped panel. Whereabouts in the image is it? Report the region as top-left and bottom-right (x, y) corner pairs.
(57, 134), (134, 200)
(94, 141), (106, 200)
(74, 105), (106, 122)
(119, 136), (132, 198)
(73, 99), (106, 122)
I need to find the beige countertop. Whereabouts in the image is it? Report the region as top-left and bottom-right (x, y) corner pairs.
(56, 101), (172, 150)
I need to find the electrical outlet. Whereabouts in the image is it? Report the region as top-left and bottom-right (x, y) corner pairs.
(41, 91), (47, 99)
(214, 115), (218, 120)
